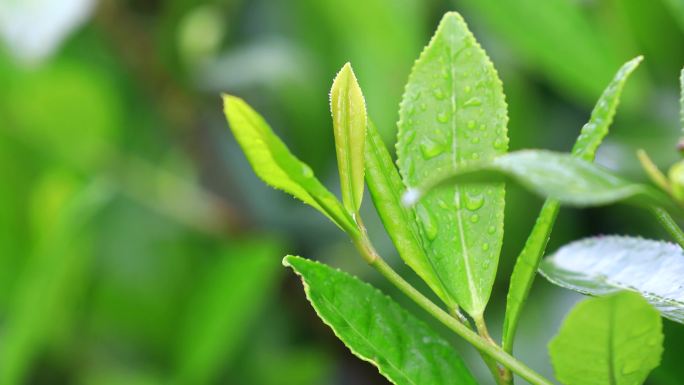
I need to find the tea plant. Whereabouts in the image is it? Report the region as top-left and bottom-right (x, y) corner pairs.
(223, 11), (684, 385)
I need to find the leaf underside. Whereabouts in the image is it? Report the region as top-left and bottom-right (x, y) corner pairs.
(396, 11), (508, 316)
(283, 255), (478, 385)
(549, 291), (663, 385)
(540, 236), (684, 324)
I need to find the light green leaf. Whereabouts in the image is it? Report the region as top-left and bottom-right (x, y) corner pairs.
(223, 95), (356, 234)
(571, 56), (642, 161)
(549, 291), (663, 385)
(364, 120), (453, 307)
(408, 150), (675, 212)
(502, 57), (642, 353)
(174, 239), (282, 384)
(395, 11), (508, 317)
(283, 255), (478, 385)
(330, 62), (367, 213)
(540, 236), (684, 324)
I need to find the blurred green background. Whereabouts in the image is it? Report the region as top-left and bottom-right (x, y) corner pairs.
(1, 0), (683, 384)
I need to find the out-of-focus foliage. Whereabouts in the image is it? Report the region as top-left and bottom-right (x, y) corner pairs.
(0, 0), (683, 384)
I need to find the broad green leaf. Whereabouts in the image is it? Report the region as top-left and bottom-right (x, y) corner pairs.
(364, 120), (453, 307)
(330, 62), (367, 213)
(407, 150), (675, 212)
(549, 291), (663, 385)
(174, 239), (282, 384)
(540, 236), (684, 324)
(0, 178), (111, 385)
(395, 12), (508, 317)
(223, 95), (356, 234)
(502, 57), (642, 352)
(282, 255), (479, 385)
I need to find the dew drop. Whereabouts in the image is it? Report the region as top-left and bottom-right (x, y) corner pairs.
(487, 226), (496, 234)
(420, 103), (428, 111)
(463, 97), (482, 107)
(433, 88), (446, 100)
(467, 120), (476, 129)
(482, 243), (489, 251)
(493, 139), (506, 150)
(420, 140), (445, 160)
(464, 85), (472, 93)
(301, 164), (314, 178)
(471, 137), (480, 144)
(471, 153), (480, 160)
(621, 360), (642, 375)
(436, 111), (449, 123)
(465, 193), (485, 211)
(470, 214), (479, 223)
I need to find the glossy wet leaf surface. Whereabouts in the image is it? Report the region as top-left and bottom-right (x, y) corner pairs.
(364, 121), (452, 307)
(395, 12), (508, 317)
(283, 255), (478, 385)
(549, 291), (663, 385)
(540, 236), (684, 324)
(223, 95), (356, 234)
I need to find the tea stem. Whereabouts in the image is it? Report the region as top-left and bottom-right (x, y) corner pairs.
(651, 207), (684, 248)
(351, 220), (553, 385)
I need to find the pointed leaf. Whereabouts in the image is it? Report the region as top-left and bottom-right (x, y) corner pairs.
(540, 236), (684, 324)
(283, 255), (478, 385)
(330, 62), (367, 212)
(571, 56), (642, 161)
(408, 150), (675, 212)
(396, 11), (508, 317)
(223, 95), (356, 234)
(549, 291), (663, 385)
(364, 120), (453, 307)
(502, 57), (642, 352)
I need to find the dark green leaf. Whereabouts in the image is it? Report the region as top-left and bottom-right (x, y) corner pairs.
(395, 11), (508, 317)
(330, 62), (367, 213)
(283, 255), (478, 385)
(364, 121), (453, 307)
(540, 236), (684, 324)
(223, 95), (356, 234)
(549, 291), (663, 385)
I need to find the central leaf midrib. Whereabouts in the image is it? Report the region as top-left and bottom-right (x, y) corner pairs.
(446, 34), (480, 313)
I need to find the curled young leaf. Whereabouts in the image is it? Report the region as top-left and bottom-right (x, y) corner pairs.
(540, 236), (684, 324)
(407, 150), (675, 212)
(549, 291), (663, 385)
(395, 11), (508, 317)
(223, 95), (356, 234)
(283, 255), (478, 385)
(330, 62), (367, 213)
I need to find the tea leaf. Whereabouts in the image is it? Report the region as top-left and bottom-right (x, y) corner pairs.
(364, 121), (453, 307)
(395, 12), (508, 317)
(330, 63), (367, 213)
(283, 255), (478, 385)
(540, 236), (684, 324)
(549, 291), (663, 385)
(502, 57), (642, 353)
(223, 95), (356, 234)
(408, 150), (675, 212)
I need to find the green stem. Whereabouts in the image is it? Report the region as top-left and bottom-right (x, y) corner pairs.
(474, 316), (509, 385)
(651, 207), (684, 248)
(350, 226), (554, 385)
